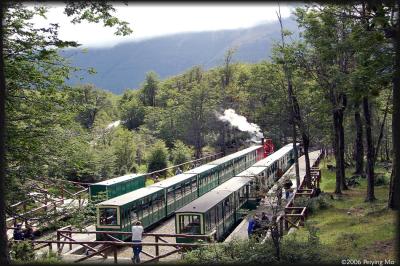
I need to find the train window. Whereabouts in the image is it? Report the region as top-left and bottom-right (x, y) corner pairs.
(179, 215), (201, 234)
(167, 187), (174, 204)
(191, 178), (197, 191)
(209, 207), (216, 229)
(99, 208), (118, 225)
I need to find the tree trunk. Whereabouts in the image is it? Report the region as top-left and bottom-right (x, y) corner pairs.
(389, 3), (400, 209)
(363, 96), (376, 202)
(354, 104), (364, 175)
(333, 110), (343, 194)
(385, 122), (390, 161)
(374, 92), (391, 164)
(338, 110), (348, 190)
(302, 133), (312, 188)
(292, 123), (300, 188)
(0, 3), (10, 263)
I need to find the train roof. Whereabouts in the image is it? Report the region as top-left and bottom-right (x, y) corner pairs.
(236, 166), (267, 177)
(232, 145), (262, 157)
(213, 176), (253, 191)
(206, 154), (235, 165)
(185, 164), (218, 174)
(252, 143), (295, 167)
(207, 145), (262, 165)
(150, 173), (197, 188)
(93, 173), (146, 186)
(97, 186), (163, 207)
(175, 189), (232, 213)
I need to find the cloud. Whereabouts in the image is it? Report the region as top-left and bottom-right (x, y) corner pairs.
(28, 3), (293, 47)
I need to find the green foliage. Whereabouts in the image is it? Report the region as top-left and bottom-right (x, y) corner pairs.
(69, 191), (108, 230)
(10, 241), (35, 262)
(182, 223), (331, 264)
(147, 140), (169, 175)
(170, 140), (194, 167)
(111, 127), (138, 175)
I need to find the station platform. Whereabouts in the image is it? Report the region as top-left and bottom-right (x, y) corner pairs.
(224, 150), (322, 242)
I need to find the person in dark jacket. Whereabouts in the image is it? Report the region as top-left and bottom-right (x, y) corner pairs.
(24, 226), (34, 240)
(13, 223), (24, 240)
(247, 215), (256, 237)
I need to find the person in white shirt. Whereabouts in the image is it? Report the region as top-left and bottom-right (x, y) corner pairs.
(131, 221), (144, 264)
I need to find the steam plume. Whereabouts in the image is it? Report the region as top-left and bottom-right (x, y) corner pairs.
(218, 109), (263, 142)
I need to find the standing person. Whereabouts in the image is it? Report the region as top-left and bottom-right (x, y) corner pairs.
(175, 167), (183, 175)
(247, 215), (256, 237)
(131, 221), (144, 264)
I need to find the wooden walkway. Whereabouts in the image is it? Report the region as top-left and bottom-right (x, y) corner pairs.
(224, 150), (322, 242)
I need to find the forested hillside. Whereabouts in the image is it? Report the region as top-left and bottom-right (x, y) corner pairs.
(61, 17), (299, 93)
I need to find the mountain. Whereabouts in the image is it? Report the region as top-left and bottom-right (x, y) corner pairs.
(61, 17), (299, 94)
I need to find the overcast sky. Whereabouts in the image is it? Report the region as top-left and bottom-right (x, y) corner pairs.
(30, 3), (295, 48)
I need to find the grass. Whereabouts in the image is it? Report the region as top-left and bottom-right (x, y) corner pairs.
(292, 157), (397, 261)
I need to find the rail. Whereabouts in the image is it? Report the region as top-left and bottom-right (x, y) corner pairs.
(9, 225), (216, 263)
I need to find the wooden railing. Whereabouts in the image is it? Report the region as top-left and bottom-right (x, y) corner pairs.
(9, 225), (216, 263)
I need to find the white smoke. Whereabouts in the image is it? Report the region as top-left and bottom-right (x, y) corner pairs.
(218, 109), (264, 142)
(105, 120), (121, 130)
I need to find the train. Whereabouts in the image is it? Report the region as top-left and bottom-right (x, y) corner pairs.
(174, 143), (299, 242)
(89, 173), (146, 200)
(95, 144), (266, 240)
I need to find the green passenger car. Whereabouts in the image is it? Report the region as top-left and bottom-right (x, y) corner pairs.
(175, 176), (253, 243)
(89, 173), (146, 200)
(151, 173), (198, 216)
(95, 186), (165, 240)
(185, 164), (219, 197)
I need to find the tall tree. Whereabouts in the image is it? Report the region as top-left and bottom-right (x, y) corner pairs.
(0, 2), (132, 263)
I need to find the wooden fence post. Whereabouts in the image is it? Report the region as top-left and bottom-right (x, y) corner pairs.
(155, 236), (159, 261)
(57, 230), (61, 255)
(61, 185), (64, 204)
(69, 229), (72, 251)
(114, 246), (118, 263)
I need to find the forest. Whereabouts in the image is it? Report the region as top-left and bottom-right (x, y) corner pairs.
(0, 1), (399, 264)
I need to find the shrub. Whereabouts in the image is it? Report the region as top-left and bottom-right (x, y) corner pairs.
(10, 241), (35, 262)
(147, 140), (169, 176)
(374, 175), (387, 186)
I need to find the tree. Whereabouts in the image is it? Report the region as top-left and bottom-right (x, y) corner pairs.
(73, 84), (113, 129)
(0, 2), (132, 263)
(140, 71), (159, 107)
(111, 127), (138, 175)
(170, 140), (193, 169)
(295, 5), (353, 194)
(275, 6), (306, 188)
(147, 140), (169, 175)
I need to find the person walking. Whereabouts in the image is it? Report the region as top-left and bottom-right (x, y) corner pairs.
(131, 221), (144, 264)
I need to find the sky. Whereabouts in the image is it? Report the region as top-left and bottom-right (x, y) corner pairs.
(30, 3), (295, 48)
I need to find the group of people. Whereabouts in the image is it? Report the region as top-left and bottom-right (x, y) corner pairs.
(13, 223), (34, 241)
(247, 212), (270, 237)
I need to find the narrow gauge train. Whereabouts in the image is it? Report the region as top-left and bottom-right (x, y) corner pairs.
(89, 173), (146, 200)
(174, 143), (298, 242)
(95, 145), (264, 240)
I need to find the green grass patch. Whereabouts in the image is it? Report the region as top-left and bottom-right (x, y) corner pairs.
(292, 157), (396, 261)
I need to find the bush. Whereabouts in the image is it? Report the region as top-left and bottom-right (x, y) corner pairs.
(294, 193), (332, 215)
(374, 175), (387, 186)
(170, 140), (193, 170)
(10, 241), (35, 262)
(147, 140), (169, 176)
(182, 223), (333, 264)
